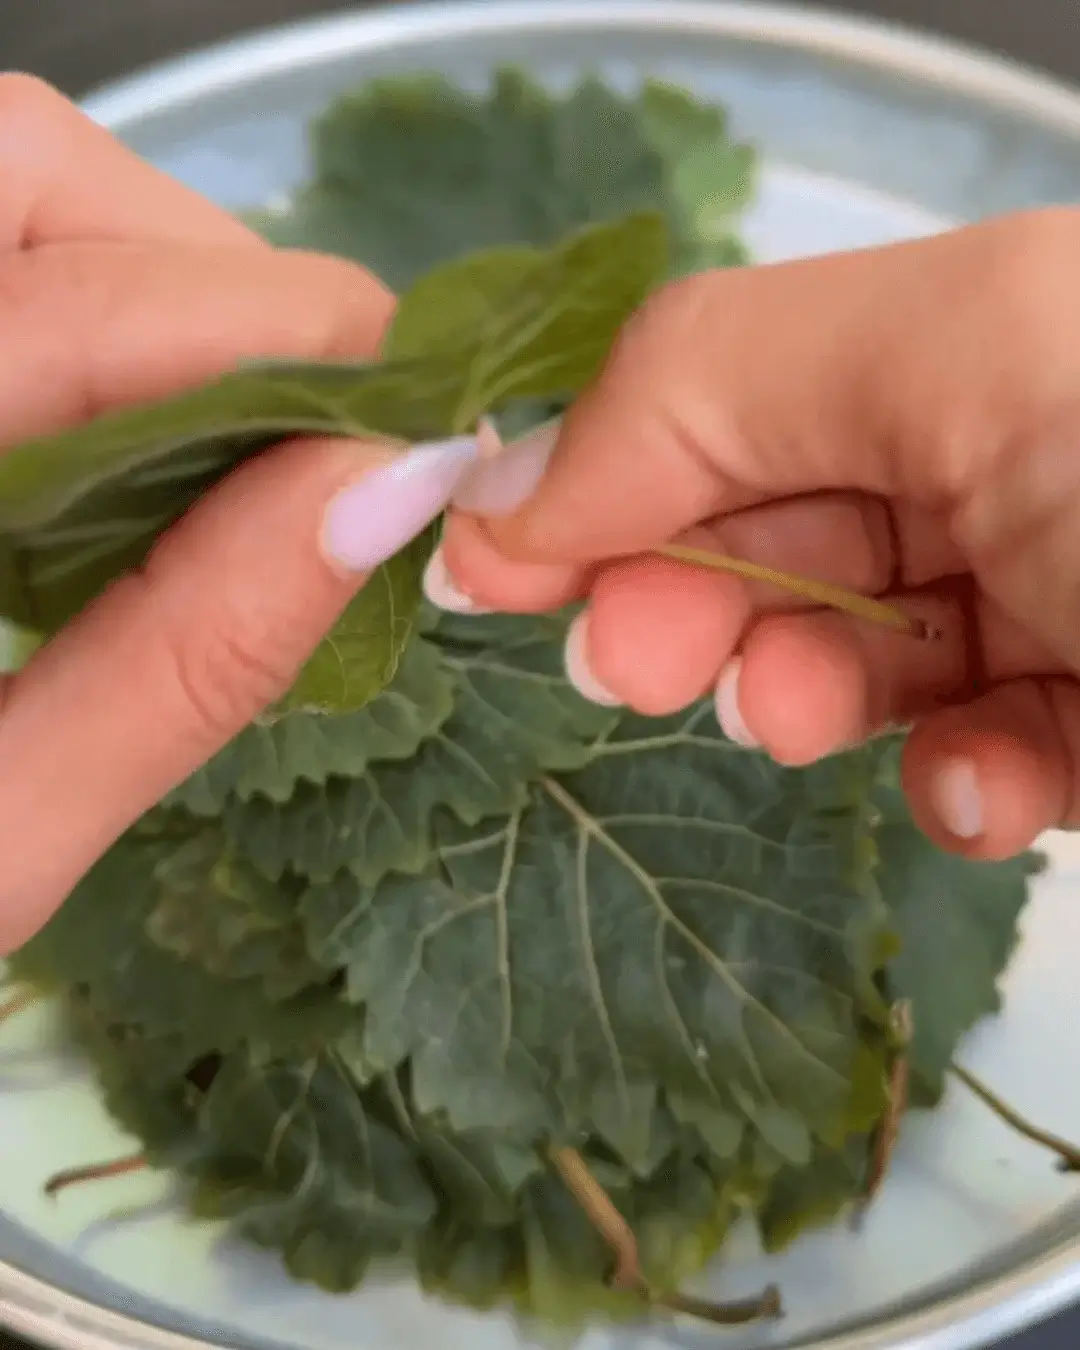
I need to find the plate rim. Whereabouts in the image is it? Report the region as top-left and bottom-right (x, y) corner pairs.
(5, 4), (1080, 1350)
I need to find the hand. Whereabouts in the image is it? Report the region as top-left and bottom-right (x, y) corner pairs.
(0, 78), (479, 954)
(438, 208), (1080, 862)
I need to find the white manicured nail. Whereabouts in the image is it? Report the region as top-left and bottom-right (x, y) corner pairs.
(323, 436), (480, 571)
(564, 611), (621, 707)
(422, 546), (489, 614)
(714, 658), (759, 748)
(929, 758), (983, 839)
(453, 418), (559, 516)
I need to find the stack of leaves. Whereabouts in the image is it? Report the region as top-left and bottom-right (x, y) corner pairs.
(0, 70), (1050, 1329)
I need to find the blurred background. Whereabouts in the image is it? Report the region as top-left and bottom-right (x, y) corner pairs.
(6, 0), (1080, 97)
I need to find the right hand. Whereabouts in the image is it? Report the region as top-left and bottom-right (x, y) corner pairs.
(439, 208), (1080, 862)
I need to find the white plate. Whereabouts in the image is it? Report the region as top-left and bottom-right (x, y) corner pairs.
(4, 6), (1080, 1350)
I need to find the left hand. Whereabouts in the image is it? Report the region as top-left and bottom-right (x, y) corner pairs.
(0, 77), (463, 954)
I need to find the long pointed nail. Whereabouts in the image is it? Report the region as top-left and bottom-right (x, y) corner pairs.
(452, 418), (559, 517)
(422, 545), (490, 614)
(929, 757), (983, 839)
(564, 611), (622, 707)
(322, 437), (479, 572)
(714, 658), (759, 748)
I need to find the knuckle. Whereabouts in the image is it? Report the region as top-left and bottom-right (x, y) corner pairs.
(163, 603), (307, 745)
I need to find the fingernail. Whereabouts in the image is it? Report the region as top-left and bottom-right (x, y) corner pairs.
(422, 545), (489, 614)
(929, 757), (983, 839)
(564, 611), (622, 707)
(452, 418), (559, 517)
(322, 436), (480, 572)
(714, 658), (760, 748)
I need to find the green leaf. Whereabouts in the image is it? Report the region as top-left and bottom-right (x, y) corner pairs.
(166, 625), (454, 812)
(382, 212), (668, 427)
(145, 827), (322, 1001)
(10, 832), (348, 1057)
(872, 753), (1044, 1099)
(219, 612), (617, 887)
(301, 703), (896, 1167)
(190, 1045), (438, 1291)
(275, 527), (435, 716)
(0, 214), (664, 689)
(638, 79), (757, 265)
(60, 995), (206, 1163)
(254, 70), (679, 290)
(756, 1137), (867, 1252)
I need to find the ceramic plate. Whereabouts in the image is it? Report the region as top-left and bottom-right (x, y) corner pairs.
(4, 5), (1080, 1350)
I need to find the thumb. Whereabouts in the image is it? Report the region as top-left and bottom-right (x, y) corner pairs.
(461, 209), (1080, 566)
(0, 431), (478, 953)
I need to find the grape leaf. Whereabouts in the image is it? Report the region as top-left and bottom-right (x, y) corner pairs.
(216, 613), (618, 887)
(637, 80), (756, 271)
(59, 994), (205, 1164)
(0, 213), (665, 687)
(145, 827), (322, 1001)
(871, 759), (1045, 1100)
(274, 527), (436, 717)
(254, 71), (685, 291)
(301, 703), (897, 1171)
(756, 1137), (867, 1252)
(9, 833), (348, 1056)
(189, 1045), (438, 1291)
(166, 628), (454, 812)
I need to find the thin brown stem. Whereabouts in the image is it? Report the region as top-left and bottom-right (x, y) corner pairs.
(659, 544), (937, 641)
(853, 1000), (913, 1228)
(657, 1285), (783, 1325)
(951, 1064), (1080, 1173)
(0, 988), (41, 1024)
(550, 1146), (785, 1327)
(549, 1146), (641, 1290)
(45, 1154), (147, 1198)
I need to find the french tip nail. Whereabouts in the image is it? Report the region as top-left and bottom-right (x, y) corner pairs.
(564, 611), (622, 708)
(422, 546), (489, 614)
(930, 757), (983, 839)
(452, 418), (560, 517)
(714, 658), (760, 748)
(322, 436), (480, 573)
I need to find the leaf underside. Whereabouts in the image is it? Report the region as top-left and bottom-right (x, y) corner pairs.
(6, 68), (1042, 1330)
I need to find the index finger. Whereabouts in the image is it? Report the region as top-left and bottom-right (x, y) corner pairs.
(0, 74), (258, 250)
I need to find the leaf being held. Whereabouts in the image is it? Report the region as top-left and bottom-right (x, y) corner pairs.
(302, 701), (896, 1169)
(0, 213), (665, 715)
(167, 630), (454, 812)
(218, 613), (618, 887)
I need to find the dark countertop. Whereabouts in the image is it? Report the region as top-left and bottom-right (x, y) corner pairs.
(2, 1), (1080, 1348)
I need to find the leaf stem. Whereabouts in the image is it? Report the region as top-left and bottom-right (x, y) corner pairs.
(951, 1063), (1080, 1173)
(659, 544), (936, 641)
(853, 1000), (913, 1227)
(0, 987), (41, 1024)
(549, 1146), (641, 1289)
(550, 1146), (784, 1326)
(44, 1153), (147, 1198)
(658, 1285), (783, 1326)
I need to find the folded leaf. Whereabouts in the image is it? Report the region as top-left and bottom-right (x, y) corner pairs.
(0, 213), (666, 713)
